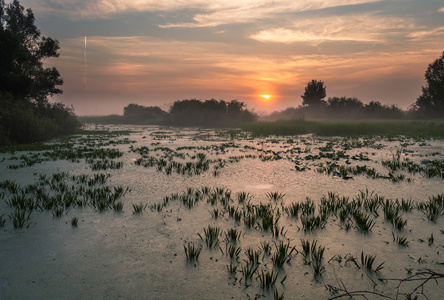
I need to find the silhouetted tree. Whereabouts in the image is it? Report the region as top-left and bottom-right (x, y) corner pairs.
(414, 51), (444, 117)
(0, 0), (63, 103)
(327, 97), (364, 118)
(0, 0), (79, 145)
(168, 99), (257, 127)
(301, 80), (327, 107)
(363, 101), (403, 119)
(123, 104), (168, 124)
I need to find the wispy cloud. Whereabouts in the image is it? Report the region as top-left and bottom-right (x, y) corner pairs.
(250, 14), (414, 44)
(158, 0), (382, 28)
(30, 0), (381, 22)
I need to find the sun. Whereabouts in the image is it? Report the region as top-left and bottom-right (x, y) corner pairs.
(260, 94), (272, 101)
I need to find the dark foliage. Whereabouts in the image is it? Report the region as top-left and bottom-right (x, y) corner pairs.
(0, 0), (80, 146)
(265, 97), (404, 121)
(301, 80), (327, 107)
(413, 51), (444, 118)
(123, 104), (168, 124)
(168, 99), (257, 127)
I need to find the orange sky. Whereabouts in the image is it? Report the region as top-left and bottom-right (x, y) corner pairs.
(18, 0), (444, 115)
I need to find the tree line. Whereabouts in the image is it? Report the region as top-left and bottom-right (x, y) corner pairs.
(267, 52), (444, 121)
(80, 99), (258, 126)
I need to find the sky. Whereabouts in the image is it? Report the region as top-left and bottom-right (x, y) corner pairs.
(14, 0), (444, 115)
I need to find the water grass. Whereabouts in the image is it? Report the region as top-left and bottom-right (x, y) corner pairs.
(226, 243), (242, 260)
(199, 225), (221, 248)
(242, 119), (444, 139)
(256, 268), (278, 289)
(244, 247), (261, 265)
(0, 214), (6, 227)
(71, 217), (78, 227)
(8, 209), (31, 229)
(184, 242), (202, 261)
(226, 228), (242, 242)
(271, 241), (297, 267)
(392, 232), (409, 247)
(132, 203), (146, 214)
(360, 251), (385, 272)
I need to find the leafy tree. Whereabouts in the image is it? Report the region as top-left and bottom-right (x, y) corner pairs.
(327, 97), (364, 118)
(0, 0), (63, 103)
(123, 104), (168, 124)
(301, 80), (327, 107)
(414, 51), (444, 117)
(168, 99), (256, 126)
(0, 0), (79, 145)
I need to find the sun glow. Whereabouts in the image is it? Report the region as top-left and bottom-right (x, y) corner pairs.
(260, 94), (272, 101)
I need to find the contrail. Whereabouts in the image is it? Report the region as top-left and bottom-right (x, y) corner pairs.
(83, 36), (88, 90)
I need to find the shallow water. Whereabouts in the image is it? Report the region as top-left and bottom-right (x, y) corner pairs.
(1, 125), (444, 299)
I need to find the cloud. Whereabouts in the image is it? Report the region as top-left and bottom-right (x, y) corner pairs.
(28, 0), (381, 23)
(439, 7), (444, 13)
(407, 26), (444, 40)
(159, 0), (383, 28)
(250, 14), (414, 44)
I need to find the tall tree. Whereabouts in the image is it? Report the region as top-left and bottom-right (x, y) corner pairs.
(414, 51), (444, 117)
(0, 0), (63, 104)
(0, 0), (78, 145)
(301, 80), (327, 107)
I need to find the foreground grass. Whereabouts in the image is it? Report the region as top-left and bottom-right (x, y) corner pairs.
(242, 119), (444, 139)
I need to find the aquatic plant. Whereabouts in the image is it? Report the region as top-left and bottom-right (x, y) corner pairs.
(300, 213), (327, 231)
(237, 191), (253, 204)
(243, 213), (257, 228)
(225, 228), (242, 242)
(226, 243), (241, 260)
(52, 206), (64, 218)
(199, 225), (221, 248)
(256, 268), (278, 289)
(226, 262), (238, 275)
(266, 192), (285, 202)
(132, 203), (146, 214)
(8, 209), (31, 229)
(113, 201), (124, 212)
(184, 242), (202, 261)
(274, 289), (285, 300)
(285, 202), (300, 218)
(260, 241), (272, 255)
(240, 263), (258, 282)
(0, 214), (6, 227)
(391, 214), (407, 230)
(360, 251), (384, 272)
(209, 208), (222, 218)
(271, 240), (296, 267)
(244, 247), (261, 265)
(392, 232), (409, 247)
(352, 210), (375, 232)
